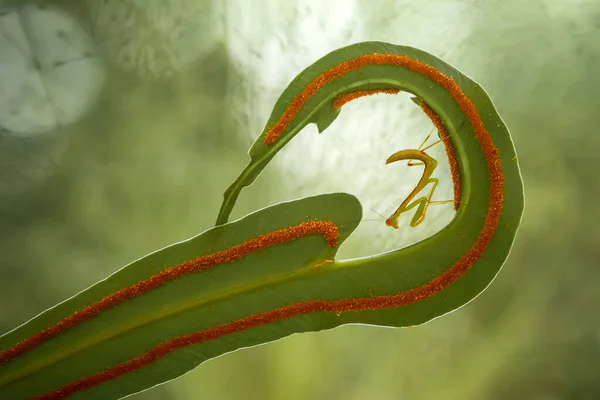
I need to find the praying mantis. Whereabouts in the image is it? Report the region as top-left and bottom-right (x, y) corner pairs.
(0, 41), (524, 399)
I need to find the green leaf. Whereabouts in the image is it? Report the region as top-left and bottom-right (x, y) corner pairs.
(0, 41), (524, 400)
(0, 193), (362, 399)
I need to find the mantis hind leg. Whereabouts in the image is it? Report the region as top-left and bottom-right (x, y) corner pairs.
(401, 177), (440, 227)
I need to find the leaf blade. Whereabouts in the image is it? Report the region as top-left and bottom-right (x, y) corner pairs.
(0, 193), (362, 399)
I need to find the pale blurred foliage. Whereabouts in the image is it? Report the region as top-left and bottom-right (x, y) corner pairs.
(89, 0), (223, 78)
(0, 4), (103, 135)
(0, 0), (599, 399)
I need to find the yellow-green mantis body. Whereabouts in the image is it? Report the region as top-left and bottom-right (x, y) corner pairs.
(385, 149), (442, 229)
(0, 42), (523, 399)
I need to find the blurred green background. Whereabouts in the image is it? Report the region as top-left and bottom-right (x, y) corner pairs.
(1, 0), (598, 399)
